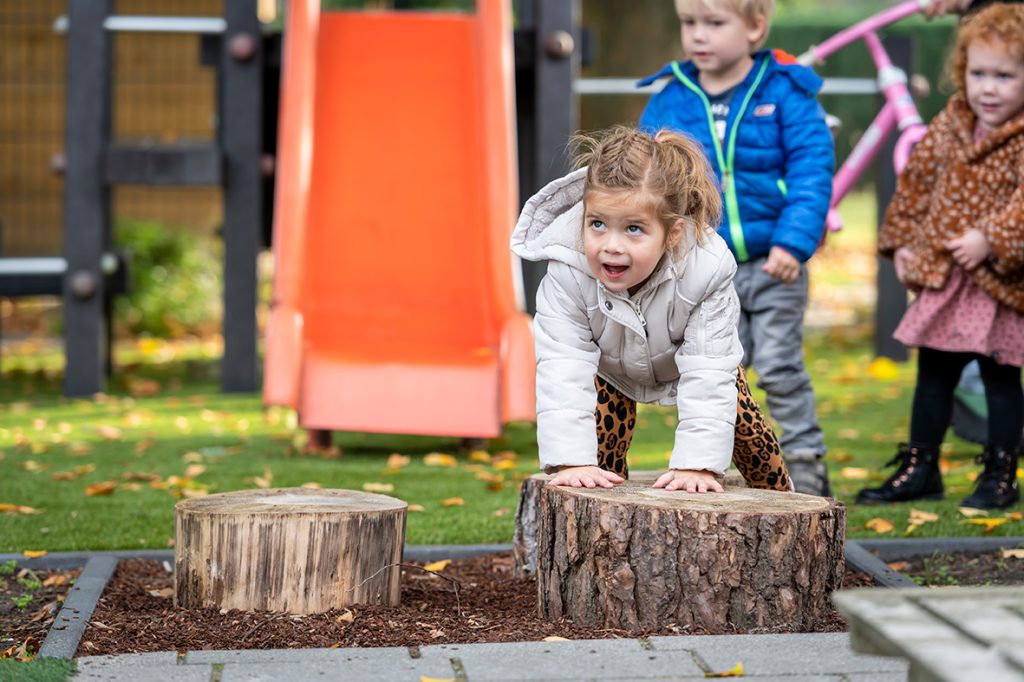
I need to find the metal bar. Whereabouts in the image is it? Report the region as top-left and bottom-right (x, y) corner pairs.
(0, 257), (66, 275)
(874, 36), (911, 362)
(104, 143), (222, 186)
(54, 14), (226, 35)
(573, 76), (879, 96)
(220, 2), (263, 393)
(63, 0), (113, 397)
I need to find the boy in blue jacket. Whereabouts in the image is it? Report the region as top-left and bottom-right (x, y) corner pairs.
(639, 0), (835, 495)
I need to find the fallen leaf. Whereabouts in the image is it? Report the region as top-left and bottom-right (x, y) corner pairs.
(493, 460), (517, 471)
(301, 482), (322, 489)
(67, 442), (92, 457)
(23, 460), (45, 473)
(492, 507), (511, 517)
(424, 560), (451, 572)
(887, 561), (909, 571)
(147, 588), (174, 598)
(959, 507), (989, 518)
(0, 504), (41, 515)
(1005, 511), (1023, 521)
(866, 518), (894, 534)
(84, 481), (118, 496)
(908, 508), (939, 523)
(420, 677), (454, 682)
(408, 504), (425, 512)
(386, 453), (411, 470)
(839, 467), (869, 480)
(184, 464), (206, 479)
(182, 452), (204, 463)
(705, 662), (744, 678)
(180, 488), (209, 498)
(97, 425), (122, 441)
(42, 575), (68, 587)
(468, 450), (492, 463)
(542, 636), (570, 641)
(837, 428), (860, 440)
(363, 482), (395, 493)
(1002, 548), (1024, 559)
(441, 497), (464, 507)
(423, 453), (458, 468)
(866, 357), (898, 381)
(337, 610), (354, 623)
(962, 518), (1008, 534)
(22, 550), (47, 558)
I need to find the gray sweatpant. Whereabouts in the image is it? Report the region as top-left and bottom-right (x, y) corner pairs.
(732, 256), (825, 458)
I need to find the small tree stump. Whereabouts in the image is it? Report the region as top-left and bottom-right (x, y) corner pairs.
(513, 470), (745, 578)
(174, 488), (406, 614)
(536, 481), (845, 632)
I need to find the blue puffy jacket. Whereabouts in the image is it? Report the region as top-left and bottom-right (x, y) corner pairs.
(638, 50), (834, 263)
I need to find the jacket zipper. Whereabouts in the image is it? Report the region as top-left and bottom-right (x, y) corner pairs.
(671, 58), (771, 263)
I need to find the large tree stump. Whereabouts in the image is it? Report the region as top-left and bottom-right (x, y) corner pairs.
(536, 481), (844, 632)
(174, 488), (406, 614)
(513, 470), (745, 578)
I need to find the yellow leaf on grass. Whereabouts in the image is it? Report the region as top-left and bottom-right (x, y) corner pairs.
(85, 481), (118, 496)
(542, 636), (569, 641)
(386, 453), (411, 470)
(22, 550), (47, 559)
(867, 357), (898, 381)
(301, 482), (323, 489)
(468, 450), (492, 463)
(424, 560), (451, 572)
(493, 460), (517, 471)
(963, 518), (1008, 533)
(363, 482), (395, 493)
(839, 467), (869, 480)
(0, 504), (41, 515)
(67, 442), (92, 457)
(1002, 548), (1024, 559)
(1005, 511), (1023, 521)
(837, 428), (860, 440)
(959, 507), (989, 518)
(705, 662), (744, 678)
(420, 677), (455, 682)
(441, 497), (464, 507)
(908, 509), (939, 524)
(492, 507), (511, 517)
(866, 518), (894, 534)
(423, 453), (458, 468)
(184, 464), (206, 479)
(97, 425), (122, 441)
(408, 504), (426, 512)
(23, 460), (45, 473)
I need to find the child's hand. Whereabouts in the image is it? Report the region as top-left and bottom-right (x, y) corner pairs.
(547, 466), (625, 489)
(761, 247), (800, 284)
(652, 469), (724, 493)
(947, 229), (991, 270)
(894, 246), (916, 286)
(923, 0), (972, 19)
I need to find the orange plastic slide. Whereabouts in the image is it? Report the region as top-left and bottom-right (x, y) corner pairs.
(263, 0), (535, 438)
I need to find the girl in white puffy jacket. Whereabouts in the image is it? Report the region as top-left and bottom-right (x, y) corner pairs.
(511, 126), (791, 493)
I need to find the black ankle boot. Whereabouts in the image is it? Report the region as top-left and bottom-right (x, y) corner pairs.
(855, 443), (944, 504)
(961, 447), (1020, 510)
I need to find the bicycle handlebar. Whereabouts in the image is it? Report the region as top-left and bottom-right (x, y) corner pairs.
(798, 0), (933, 66)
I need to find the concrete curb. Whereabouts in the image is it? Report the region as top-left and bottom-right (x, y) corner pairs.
(844, 541), (919, 588)
(38, 556), (118, 659)
(854, 535), (1024, 561)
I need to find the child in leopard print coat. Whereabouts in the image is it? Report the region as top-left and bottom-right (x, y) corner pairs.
(511, 125), (791, 494)
(856, 4), (1024, 509)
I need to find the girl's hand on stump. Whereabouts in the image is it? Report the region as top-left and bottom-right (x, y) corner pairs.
(947, 229), (991, 270)
(547, 465), (624, 489)
(652, 469), (724, 493)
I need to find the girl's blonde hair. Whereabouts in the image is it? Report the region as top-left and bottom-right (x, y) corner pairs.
(674, 0), (775, 51)
(571, 125), (722, 254)
(947, 3), (1024, 95)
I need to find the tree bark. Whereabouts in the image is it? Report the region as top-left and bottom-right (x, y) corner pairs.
(535, 481), (845, 632)
(513, 470), (744, 578)
(174, 488), (406, 614)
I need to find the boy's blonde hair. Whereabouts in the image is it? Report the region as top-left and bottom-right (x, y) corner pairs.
(674, 0), (775, 51)
(571, 126), (722, 254)
(947, 3), (1024, 95)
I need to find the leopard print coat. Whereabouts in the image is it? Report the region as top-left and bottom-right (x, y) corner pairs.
(878, 95), (1024, 313)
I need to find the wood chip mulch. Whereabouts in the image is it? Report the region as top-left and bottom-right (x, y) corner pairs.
(77, 553), (873, 656)
(0, 565), (80, 661)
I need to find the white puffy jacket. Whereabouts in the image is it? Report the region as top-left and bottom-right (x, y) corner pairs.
(511, 168), (743, 475)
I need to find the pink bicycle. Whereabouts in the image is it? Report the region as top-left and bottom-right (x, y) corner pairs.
(798, 0), (934, 232)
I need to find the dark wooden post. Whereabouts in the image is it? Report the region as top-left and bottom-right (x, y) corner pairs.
(220, 2), (263, 392)
(874, 35), (911, 362)
(516, 0), (579, 314)
(63, 0), (112, 397)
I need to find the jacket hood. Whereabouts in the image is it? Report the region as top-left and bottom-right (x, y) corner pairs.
(510, 167), (589, 270)
(637, 49), (822, 96)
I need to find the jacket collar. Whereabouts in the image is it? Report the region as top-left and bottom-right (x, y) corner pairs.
(948, 95), (1024, 160)
(636, 49), (822, 95)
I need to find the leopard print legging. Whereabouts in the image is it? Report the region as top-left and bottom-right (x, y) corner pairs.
(594, 366), (790, 490)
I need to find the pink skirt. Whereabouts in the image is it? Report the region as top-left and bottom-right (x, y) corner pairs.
(894, 265), (1024, 367)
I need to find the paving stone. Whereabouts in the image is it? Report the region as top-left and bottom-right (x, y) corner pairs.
(219, 659), (455, 682)
(648, 633), (907, 676)
(845, 674), (907, 682)
(186, 645), (413, 665)
(420, 639), (703, 680)
(74, 661), (210, 682)
(76, 652), (180, 668)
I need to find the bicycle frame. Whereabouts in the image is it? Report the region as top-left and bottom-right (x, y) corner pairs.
(798, 0), (933, 232)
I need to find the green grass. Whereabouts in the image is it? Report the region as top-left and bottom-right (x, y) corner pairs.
(1, 191), (1021, 550)
(0, 659), (75, 682)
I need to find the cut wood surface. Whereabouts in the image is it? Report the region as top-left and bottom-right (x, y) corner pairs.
(513, 470), (745, 578)
(536, 481), (845, 632)
(174, 488), (406, 614)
